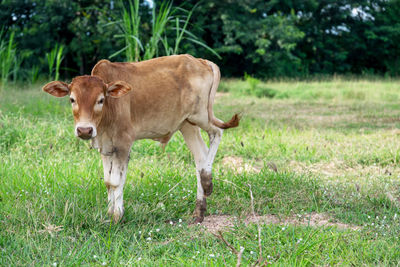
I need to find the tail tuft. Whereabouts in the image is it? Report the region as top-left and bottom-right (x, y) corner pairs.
(213, 113), (241, 129)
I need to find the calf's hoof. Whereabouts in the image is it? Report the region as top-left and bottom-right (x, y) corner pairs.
(112, 210), (124, 223)
(193, 199), (206, 224)
(108, 206), (124, 223)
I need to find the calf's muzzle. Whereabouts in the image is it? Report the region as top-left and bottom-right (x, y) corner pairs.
(77, 127), (93, 140)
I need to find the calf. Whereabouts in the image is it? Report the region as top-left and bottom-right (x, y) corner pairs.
(42, 54), (239, 223)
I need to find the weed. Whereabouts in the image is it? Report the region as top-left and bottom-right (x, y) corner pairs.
(111, 0), (220, 61)
(244, 73), (277, 98)
(0, 31), (17, 88)
(46, 44), (64, 81)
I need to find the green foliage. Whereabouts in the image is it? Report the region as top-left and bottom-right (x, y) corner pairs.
(371, 0), (400, 76)
(46, 44), (64, 81)
(244, 72), (260, 92)
(144, 1), (172, 60)
(119, 0), (141, 62)
(29, 65), (39, 84)
(162, 4), (221, 59)
(244, 73), (277, 98)
(112, 0), (219, 62)
(1, 0), (400, 79)
(0, 31), (17, 87)
(169, 0), (305, 77)
(111, 0), (173, 61)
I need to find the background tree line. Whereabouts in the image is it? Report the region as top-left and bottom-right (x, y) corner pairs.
(0, 0), (400, 82)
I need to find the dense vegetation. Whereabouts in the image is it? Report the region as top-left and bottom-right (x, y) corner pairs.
(1, 0), (400, 82)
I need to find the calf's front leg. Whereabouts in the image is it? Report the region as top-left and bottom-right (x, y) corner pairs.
(101, 149), (130, 222)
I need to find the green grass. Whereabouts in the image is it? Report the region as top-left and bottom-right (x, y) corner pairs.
(1, 79), (400, 266)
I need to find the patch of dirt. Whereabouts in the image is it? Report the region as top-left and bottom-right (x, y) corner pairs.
(201, 215), (236, 233)
(200, 213), (361, 233)
(222, 156), (262, 174)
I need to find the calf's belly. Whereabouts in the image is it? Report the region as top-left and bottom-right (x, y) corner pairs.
(134, 121), (183, 141)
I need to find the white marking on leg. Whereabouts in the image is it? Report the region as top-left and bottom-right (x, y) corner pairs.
(101, 152), (129, 222)
(110, 163), (127, 222)
(101, 155), (114, 213)
(196, 170), (204, 201)
(204, 128), (223, 173)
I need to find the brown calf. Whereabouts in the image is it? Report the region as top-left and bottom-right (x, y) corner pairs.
(43, 54), (239, 223)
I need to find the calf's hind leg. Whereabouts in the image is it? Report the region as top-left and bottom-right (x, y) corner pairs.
(202, 124), (223, 196)
(180, 122), (210, 223)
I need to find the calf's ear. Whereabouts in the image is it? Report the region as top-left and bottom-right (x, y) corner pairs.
(106, 81), (132, 98)
(42, 81), (70, 97)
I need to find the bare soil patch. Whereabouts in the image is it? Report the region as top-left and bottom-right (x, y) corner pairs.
(200, 213), (361, 233)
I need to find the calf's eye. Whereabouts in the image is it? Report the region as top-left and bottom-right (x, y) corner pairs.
(70, 98), (75, 104)
(98, 98), (104, 105)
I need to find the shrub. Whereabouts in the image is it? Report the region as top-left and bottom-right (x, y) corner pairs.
(244, 73), (277, 98)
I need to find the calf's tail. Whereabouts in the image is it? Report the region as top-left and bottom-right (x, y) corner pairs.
(206, 61), (240, 129)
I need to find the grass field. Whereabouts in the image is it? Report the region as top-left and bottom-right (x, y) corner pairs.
(1, 79), (400, 266)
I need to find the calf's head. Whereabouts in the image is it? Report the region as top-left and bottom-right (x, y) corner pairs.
(43, 75), (132, 140)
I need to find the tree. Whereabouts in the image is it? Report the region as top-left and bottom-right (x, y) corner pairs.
(166, 0), (305, 77)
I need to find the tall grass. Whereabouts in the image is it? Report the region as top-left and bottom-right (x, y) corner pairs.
(143, 1), (172, 60)
(164, 5), (221, 59)
(29, 65), (40, 84)
(112, 0), (220, 61)
(0, 31), (17, 88)
(46, 44), (64, 81)
(122, 0), (141, 62)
